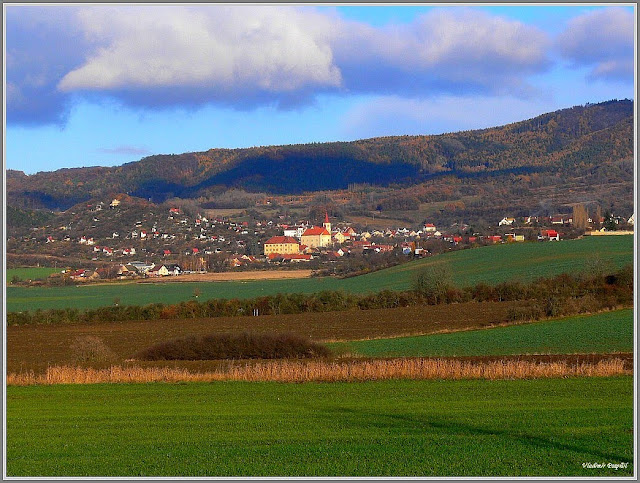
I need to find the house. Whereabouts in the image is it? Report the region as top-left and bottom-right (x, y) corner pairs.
(333, 231), (347, 244)
(110, 199), (121, 208)
(485, 235), (503, 243)
(163, 250), (171, 257)
(123, 248), (136, 256)
(283, 227), (299, 238)
(46, 236), (54, 243)
(539, 229), (560, 241)
(499, 217), (515, 226)
(269, 253), (313, 263)
(628, 214), (635, 225)
(264, 236), (300, 256)
(300, 226), (331, 248)
(505, 233), (525, 242)
(551, 216), (565, 225)
(86, 237), (95, 246)
(130, 261), (155, 273)
(148, 264), (170, 277)
(165, 264), (182, 276)
(79, 236), (88, 244)
(103, 247), (114, 256)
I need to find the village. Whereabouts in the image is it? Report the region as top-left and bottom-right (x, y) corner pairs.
(6, 194), (634, 284)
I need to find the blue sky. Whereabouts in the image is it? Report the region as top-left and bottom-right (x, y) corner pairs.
(4, 4), (636, 174)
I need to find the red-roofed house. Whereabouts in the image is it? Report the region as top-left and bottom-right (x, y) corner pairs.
(540, 229), (560, 241)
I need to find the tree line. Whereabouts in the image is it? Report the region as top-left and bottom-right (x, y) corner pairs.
(7, 264), (632, 326)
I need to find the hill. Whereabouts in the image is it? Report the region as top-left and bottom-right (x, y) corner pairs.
(6, 99), (633, 212)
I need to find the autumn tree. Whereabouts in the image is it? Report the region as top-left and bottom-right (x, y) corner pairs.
(572, 204), (588, 230)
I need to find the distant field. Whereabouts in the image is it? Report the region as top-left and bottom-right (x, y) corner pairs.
(330, 309), (634, 358)
(6, 267), (61, 281)
(6, 377), (633, 476)
(6, 235), (633, 312)
(6, 301), (516, 374)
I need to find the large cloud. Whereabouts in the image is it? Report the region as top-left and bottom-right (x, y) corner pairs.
(5, 6), (94, 124)
(7, 5), (555, 125)
(334, 9), (551, 96)
(557, 7), (634, 81)
(59, 6), (342, 96)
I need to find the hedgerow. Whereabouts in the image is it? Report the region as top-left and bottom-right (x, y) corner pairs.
(6, 264), (633, 326)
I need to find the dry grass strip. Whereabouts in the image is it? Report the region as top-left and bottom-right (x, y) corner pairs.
(6, 358), (630, 386)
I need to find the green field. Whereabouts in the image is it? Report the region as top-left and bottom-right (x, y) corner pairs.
(6, 267), (61, 282)
(6, 235), (633, 312)
(6, 377), (633, 477)
(331, 309), (634, 357)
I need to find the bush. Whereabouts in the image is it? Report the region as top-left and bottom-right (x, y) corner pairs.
(134, 332), (332, 361)
(506, 304), (545, 322)
(411, 265), (453, 304)
(69, 336), (116, 363)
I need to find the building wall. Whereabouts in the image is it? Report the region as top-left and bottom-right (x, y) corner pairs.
(301, 234), (331, 248)
(264, 242), (300, 255)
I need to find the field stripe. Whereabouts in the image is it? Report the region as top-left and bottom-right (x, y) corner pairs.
(330, 309), (634, 357)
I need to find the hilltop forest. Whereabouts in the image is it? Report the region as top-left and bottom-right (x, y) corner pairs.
(6, 99), (634, 228)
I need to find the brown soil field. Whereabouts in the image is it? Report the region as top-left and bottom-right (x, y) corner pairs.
(136, 269), (314, 283)
(7, 301), (518, 373)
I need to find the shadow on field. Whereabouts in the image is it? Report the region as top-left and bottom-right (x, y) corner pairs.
(321, 406), (630, 463)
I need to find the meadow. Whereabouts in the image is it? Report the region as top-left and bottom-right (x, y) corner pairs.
(6, 266), (61, 282)
(6, 377), (633, 477)
(330, 309), (634, 358)
(6, 235), (633, 312)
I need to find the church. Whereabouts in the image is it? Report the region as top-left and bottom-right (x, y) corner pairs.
(300, 212), (332, 248)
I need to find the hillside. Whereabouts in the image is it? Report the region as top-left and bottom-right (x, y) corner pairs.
(6, 99), (633, 211)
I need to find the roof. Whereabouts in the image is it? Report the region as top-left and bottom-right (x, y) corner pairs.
(324, 212), (330, 224)
(265, 236), (299, 245)
(302, 226), (330, 236)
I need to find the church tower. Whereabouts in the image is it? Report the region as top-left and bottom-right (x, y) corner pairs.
(323, 211), (331, 233)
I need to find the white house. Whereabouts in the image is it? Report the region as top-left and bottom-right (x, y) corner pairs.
(499, 217), (515, 226)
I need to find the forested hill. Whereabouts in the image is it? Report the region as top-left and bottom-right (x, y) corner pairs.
(7, 99), (633, 210)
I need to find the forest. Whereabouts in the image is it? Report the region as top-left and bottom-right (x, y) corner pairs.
(6, 99), (633, 212)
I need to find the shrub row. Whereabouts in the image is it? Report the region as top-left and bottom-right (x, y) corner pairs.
(6, 264), (633, 326)
(134, 332), (332, 361)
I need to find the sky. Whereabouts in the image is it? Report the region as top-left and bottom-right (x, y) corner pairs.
(4, 4), (636, 175)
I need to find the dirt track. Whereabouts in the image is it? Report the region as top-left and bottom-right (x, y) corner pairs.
(137, 269), (313, 283)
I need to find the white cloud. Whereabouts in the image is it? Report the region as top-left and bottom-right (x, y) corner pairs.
(59, 6), (342, 93)
(557, 7), (634, 81)
(333, 8), (551, 91)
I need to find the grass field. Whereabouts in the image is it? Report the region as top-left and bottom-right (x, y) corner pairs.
(6, 267), (61, 282)
(330, 309), (634, 357)
(6, 377), (633, 477)
(6, 235), (633, 312)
